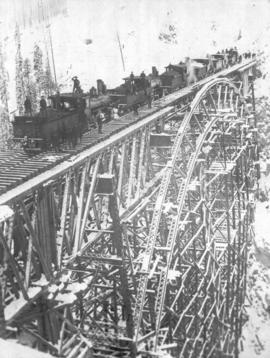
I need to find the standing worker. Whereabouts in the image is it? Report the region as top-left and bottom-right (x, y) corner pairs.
(140, 71), (146, 80)
(24, 96), (32, 116)
(72, 76), (82, 94)
(55, 91), (62, 110)
(130, 71), (135, 83)
(147, 88), (153, 109)
(118, 105), (124, 117)
(133, 103), (139, 116)
(40, 96), (47, 114)
(96, 110), (104, 134)
(112, 106), (119, 120)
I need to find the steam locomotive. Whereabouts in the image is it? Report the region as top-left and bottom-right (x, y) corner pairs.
(13, 48), (252, 151)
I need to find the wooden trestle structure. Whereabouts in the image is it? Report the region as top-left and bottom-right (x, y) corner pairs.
(0, 61), (258, 357)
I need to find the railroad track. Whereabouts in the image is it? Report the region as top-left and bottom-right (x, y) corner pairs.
(0, 60), (255, 195)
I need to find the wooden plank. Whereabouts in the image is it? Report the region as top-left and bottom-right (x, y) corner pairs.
(2, 168), (36, 173)
(24, 222), (33, 290)
(127, 136), (137, 205)
(19, 201), (51, 279)
(57, 171), (71, 269)
(136, 130), (146, 199)
(0, 173), (28, 179)
(79, 157), (101, 245)
(91, 199), (101, 230)
(58, 307), (68, 356)
(73, 164), (88, 254)
(217, 85), (222, 109)
(117, 141), (126, 205)
(0, 228), (29, 300)
(0, 178), (19, 184)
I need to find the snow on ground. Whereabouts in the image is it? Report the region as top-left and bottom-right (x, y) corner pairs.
(240, 172), (270, 357)
(0, 338), (53, 358)
(0, 205), (13, 222)
(4, 286), (41, 322)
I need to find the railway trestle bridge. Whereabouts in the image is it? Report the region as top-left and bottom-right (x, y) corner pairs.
(0, 60), (259, 357)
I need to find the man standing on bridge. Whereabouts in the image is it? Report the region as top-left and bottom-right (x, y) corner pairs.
(130, 71), (135, 83)
(112, 106), (119, 120)
(133, 103), (139, 116)
(40, 96), (47, 116)
(147, 87), (153, 109)
(96, 110), (104, 134)
(72, 76), (82, 94)
(24, 96), (32, 116)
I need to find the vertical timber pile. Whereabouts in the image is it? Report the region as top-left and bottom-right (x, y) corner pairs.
(0, 64), (258, 357)
(0, 206), (14, 338)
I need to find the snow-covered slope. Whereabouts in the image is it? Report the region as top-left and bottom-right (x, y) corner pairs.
(0, 338), (54, 358)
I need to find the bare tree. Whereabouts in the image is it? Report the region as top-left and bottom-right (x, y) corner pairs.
(23, 58), (38, 113)
(0, 43), (12, 150)
(15, 23), (25, 115)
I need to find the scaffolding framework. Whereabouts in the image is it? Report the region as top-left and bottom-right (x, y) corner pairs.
(0, 65), (258, 358)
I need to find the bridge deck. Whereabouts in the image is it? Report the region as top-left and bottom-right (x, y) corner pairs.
(0, 59), (255, 205)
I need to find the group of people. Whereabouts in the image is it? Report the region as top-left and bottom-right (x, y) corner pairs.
(23, 70), (155, 138)
(95, 89), (154, 134)
(217, 47), (255, 66)
(24, 96), (47, 115)
(94, 69), (156, 133)
(23, 75), (83, 116)
(128, 70), (151, 95)
(129, 70), (146, 82)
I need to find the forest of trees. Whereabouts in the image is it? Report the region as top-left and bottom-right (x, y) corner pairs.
(0, 24), (56, 150)
(15, 25), (56, 116)
(0, 43), (12, 150)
